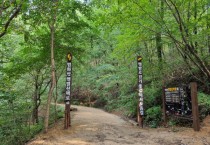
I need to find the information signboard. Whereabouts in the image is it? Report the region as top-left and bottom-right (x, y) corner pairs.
(163, 83), (200, 131)
(164, 86), (192, 117)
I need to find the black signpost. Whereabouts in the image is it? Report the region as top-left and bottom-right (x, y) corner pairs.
(163, 82), (200, 131)
(64, 53), (72, 129)
(137, 56), (143, 127)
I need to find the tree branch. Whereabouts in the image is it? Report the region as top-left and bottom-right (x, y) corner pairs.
(0, 4), (21, 38)
(39, 80), (51, 96)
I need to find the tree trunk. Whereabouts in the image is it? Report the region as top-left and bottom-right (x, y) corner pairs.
(165, 0), (210, 80)
(207, 0), (210, 54)
(194, 0), (198, 53)
(54, 75), (58, 124)
(32, 74), (39, 124)
(156, 0), (164, 70)
(44, 12), (57, 133)
(156, 32), (162, 64)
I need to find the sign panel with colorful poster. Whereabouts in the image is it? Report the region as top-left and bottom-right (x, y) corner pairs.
(164, 86), (192, 118)
(163, 83), (200, 131)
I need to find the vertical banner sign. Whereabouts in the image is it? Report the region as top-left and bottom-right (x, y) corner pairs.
(137, 56), (144, 116)
(64, 53), (72, 129)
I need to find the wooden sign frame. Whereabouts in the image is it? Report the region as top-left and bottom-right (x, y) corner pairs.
(162, 82), (200, 131)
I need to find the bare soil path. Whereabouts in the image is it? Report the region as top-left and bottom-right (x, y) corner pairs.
(27, 105), (210, 145)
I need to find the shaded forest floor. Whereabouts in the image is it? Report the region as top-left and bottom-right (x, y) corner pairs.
(27, 105), (210, 145)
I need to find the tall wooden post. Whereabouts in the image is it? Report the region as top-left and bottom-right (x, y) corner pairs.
(137, 104), (143, 127)
(190, 82), (200, 131)
(137, 56), (143, 128)
(64, 53), (72, 129)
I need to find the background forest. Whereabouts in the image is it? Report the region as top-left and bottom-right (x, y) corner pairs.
(1, 0), (210, 145)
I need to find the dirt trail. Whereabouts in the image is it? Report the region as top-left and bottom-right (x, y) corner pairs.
(27, 105), (210, 145)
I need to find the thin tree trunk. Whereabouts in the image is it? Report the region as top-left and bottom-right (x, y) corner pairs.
(32, 73), (39, 124)
(194, 0), (198, 53)
(156, 0), (164, 70)
(144, 41), (152, 63)
(165, 0), (210, 80)
(207, 0), (210, 54)
(54, 75), (58, 124)
(156, 32), (162, 64)
(44, 9), (57, 133)
(208, 26), (210, 54)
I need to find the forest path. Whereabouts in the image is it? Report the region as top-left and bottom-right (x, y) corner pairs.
(27, 105), (210, 145)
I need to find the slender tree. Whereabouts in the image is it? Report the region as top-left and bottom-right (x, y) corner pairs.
(155, 0), (164, 69)
(44, 0), (58, 133)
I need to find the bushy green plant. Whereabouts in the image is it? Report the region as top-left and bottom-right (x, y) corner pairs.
(168, 119), (177, 126)
(144, 83), (162, 109)
(0, 118), (44, 145)
(49, 104), (65, 124)
(145, 106), (162, 128)
(198, 92), (210, 119)
(93, 97), (107, 108)
(116, 93), (138, 117)
(104, 99), (118, 112)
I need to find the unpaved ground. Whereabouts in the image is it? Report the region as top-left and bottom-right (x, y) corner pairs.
(27, 105), (210, 145)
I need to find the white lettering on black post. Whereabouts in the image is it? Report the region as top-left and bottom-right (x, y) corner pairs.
(65, 53), (72, 104)
(137, 56), (144, 116)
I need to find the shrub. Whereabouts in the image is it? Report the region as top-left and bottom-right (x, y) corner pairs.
(198, 92), (210, 119)
(145, 106), (162, 128)
(117, 93), (138, 117)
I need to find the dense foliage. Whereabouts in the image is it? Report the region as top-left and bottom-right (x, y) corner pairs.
(0, 0), (210, 144)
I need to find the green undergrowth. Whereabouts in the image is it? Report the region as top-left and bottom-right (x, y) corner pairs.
(198, 92), (210, 119)
(89, 83), (210, 128)
(0, 102), (65, 145)
(145, 106), (162, 128)
(0, 120), (43, 145)
(49, 104), (65, 125)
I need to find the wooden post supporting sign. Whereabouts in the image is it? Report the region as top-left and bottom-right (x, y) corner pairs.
(162, 85), (167, 125)
(162, 82), (200, 131)
(64, 53), (72, 129)
(137, 56), (143, 128)
(190, 82), (200, 131)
